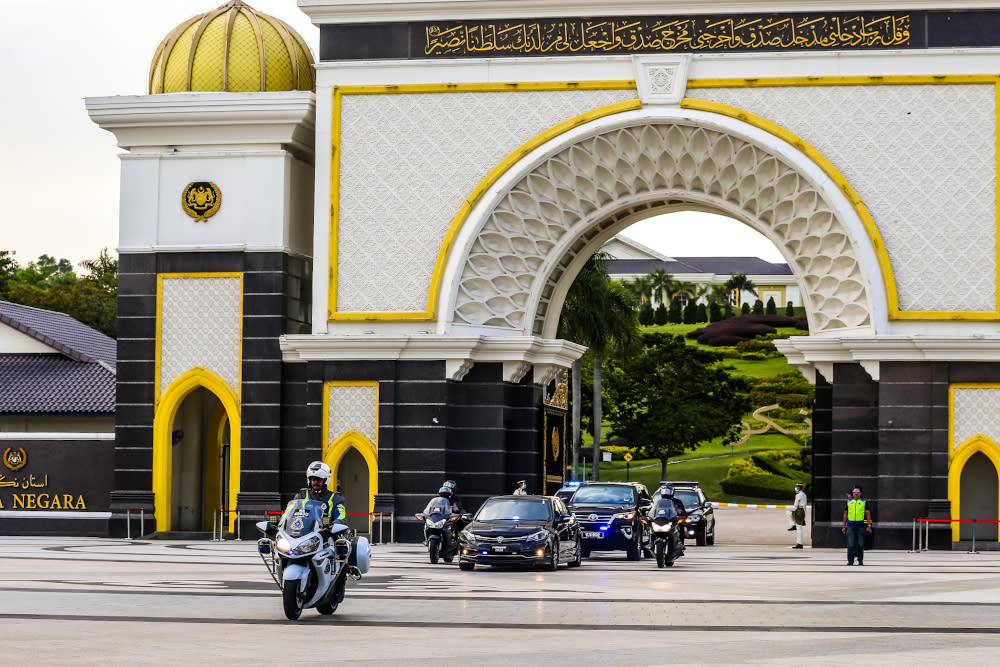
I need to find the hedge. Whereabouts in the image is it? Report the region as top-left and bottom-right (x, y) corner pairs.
(719, 473), (792, 500)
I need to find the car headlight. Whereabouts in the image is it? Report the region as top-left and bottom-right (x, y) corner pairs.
(652, 522), (673, 532)
(291, 536), (321, 555)
(614, 512), (635, 520)
(427, 518), (446, 528)
(276, 537), (291, 553)
(460, 529), (476, 541)
(525, 530), (548, 542)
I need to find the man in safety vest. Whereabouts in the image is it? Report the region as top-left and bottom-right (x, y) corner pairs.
(841, 487), (872, 565)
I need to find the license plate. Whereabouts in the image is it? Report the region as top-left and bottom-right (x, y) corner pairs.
(582, 531), (603, 539)
(492, 545), (507, 552)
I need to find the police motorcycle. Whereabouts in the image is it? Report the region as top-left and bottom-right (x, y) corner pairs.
(415, 495), (466, 564)
(647, 485), (686, 568)
(256, 498), (371, 620)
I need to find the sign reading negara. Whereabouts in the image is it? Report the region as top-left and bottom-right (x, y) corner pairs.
(0, 441), (112, 512)
(182, 181), (221, 222)
(423, 13), (910, 56)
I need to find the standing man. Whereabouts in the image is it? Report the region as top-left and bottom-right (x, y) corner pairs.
(842, 487), (872, 565)
(512, 480), (528, 495)
(786, 482), (807, 549)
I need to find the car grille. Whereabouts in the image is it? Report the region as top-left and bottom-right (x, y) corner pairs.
(474, 534), (526, 543)
(574, 512), (614, 523)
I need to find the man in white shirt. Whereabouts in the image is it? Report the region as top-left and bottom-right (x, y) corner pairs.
(786, 482), (807, 548)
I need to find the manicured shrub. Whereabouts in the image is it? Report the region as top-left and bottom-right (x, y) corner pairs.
(683, 299), (698, 324)
(696, 303), (708, 323)
(654, 303), (668, 325)
(667, 299), (682, 323)
(741, 302), (751, 314)
(752, 299), (764, 315)
(639, 303), (654, 325)
(785, 301), (795, 316)
(765, 297), (777, 315)
(709, 301), (722, 322)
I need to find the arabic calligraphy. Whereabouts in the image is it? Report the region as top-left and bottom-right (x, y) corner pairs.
(424, 14), (910, 56)
(0, 473), (48, 489)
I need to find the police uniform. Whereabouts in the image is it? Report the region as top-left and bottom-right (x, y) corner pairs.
(844, 496), (869, 565)
(292, 487), (346, 522)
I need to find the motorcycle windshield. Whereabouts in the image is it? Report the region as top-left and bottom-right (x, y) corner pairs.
(279, 499), (324, 538)
(424, 497), (452, 515)
(651, 499), (678, 521)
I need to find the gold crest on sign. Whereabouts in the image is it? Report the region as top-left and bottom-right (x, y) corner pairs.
(3, 447), (26, 471)
(182, 182), (221, 222)
(551, 426), (560, 461)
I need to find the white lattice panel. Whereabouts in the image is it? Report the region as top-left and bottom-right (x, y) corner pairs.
(159, 277), (241, 396)
(696, 85), (996, 312)
(953, 387), (1000, 449)
(327, 384), (378, 447)
(455, 122), (871, 335)
(336, 89), (636, 313)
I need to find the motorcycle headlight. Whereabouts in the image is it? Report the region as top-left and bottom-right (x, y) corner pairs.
(291, 536), (321, 555)
(275, 537), (291, 553)
(614, 512), (635, 520)
(428, 518), (447, 528)
(460, 529), (476, 542)
(525, 530), (548, 542)
(652, 522), (673, 532)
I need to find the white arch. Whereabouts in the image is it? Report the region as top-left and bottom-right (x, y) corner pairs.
(438, 106), (888, 338)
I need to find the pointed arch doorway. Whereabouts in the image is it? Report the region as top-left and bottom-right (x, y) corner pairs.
(949, 435), (1000, 543)
(325, 431), (378, 534)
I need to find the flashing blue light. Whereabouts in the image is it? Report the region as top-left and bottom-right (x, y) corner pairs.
(564, 481), (581, 488)
(481, 550), (489, 555)
(512, 515), (520, 521)
(600, 525), (609, 531)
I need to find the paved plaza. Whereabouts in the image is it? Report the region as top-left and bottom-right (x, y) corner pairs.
(1, 508), (998, 665)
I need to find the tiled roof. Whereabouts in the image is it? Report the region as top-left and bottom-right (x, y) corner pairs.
(0, 354), (115, 413)
(0, 300), (116, 364)
(607, 257), (792, 277)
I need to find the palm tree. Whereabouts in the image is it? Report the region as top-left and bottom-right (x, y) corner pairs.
(725, 273), (757, 307)
(559, 252), (640, 480)
(647, 268), (675, 308)
(624, 275), (654, 305)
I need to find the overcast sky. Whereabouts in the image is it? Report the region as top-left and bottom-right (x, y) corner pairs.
(0, 0), (783, 269)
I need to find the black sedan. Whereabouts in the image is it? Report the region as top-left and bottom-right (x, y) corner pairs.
(458, 495), (583, 570)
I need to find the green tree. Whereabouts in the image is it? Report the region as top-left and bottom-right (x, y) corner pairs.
(667, 298), (682, 324)
(683, 298), (698, 324)
(725, 273), (757, 307)
(653, 303), (668, 325)
(709, 301), (722, 322)
(741, 302), (751, 315)
(752, 299), (764, 315)
(638, 303), (655, 325)
(558, 252), (640, 480)
(0, 250), (19, 298)
(605, 333), (751, 479)
(696, 302), (708, 322)
(785, 301), (795, 316)
(765, 296), (777, 315)
(647, 268), (675, 308)
(625, 275), (654, 306)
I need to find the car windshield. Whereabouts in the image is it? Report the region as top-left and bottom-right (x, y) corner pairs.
(424, 496), (452, 514)
(476, 498), (551, 522)
(674, 490), (701, 510)
(279, 499), (324, 538)
(571, 485), (635, 505)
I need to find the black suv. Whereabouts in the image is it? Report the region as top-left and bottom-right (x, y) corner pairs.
(568, 481), (652, 560)
(652, 481), (715, 546)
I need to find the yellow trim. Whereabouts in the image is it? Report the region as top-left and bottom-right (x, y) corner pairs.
(687, 75), (1000, 89)
(202, 402), (228, 530)
(328, 82), (638, 321)
(155, 272), (244, 405)
(322, 381), (379, 523)
(757, 285), (788, 307)
(947, 383), (1000, 541)
(152, 367), (242, 533)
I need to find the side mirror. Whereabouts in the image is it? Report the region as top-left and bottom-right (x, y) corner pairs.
(557, 513), (571, 524)
(415, 513), (425, 521)
(461, 513), (472, 522)
(640, 498), (652, 507)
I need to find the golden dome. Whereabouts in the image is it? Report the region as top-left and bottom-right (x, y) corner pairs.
(149, 0), (314, 94)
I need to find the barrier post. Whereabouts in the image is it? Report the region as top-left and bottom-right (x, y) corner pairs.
(125, 508), (131, 541)
(970, 520), (979, 554)
(235, 510), (241, 541)
(923, 518), (929, 551)
(391, 511), (395, 544)
(909, 518), (916, 553)
(140, 509), (145, 539)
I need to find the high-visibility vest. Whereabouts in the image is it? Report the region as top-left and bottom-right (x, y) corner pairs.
(847, 498), (867, 522)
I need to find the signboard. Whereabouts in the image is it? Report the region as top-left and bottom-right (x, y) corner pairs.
(542, 407), (568, 495)
(0, 439), (113, 512)
(623, 453), (633, 463)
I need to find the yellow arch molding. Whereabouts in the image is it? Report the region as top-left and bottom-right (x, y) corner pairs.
(203, 402), (230, 531)
(328, 75), (1000, 323)
(153, 367), (241, 533)
(948, 434), (1000, 542)
(324, 430), (379, 523)
(328, 81), (639, 321)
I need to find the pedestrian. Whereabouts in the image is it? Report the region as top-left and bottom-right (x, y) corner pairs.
(786, 482), (806, 548)
(842, 487), (872, 565)
(512, 480), (528, 495)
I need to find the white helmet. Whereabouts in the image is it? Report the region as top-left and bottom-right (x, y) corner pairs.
(306, 461), (331, 484)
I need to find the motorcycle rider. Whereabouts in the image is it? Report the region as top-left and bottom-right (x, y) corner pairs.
(439, 479), (464, 514)
(293, 461), (347, 522)
(656, 483), (686, 559)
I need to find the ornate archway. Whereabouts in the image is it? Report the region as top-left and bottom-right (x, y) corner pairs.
(949, 434), (1000, 542)
(444, 106), (884, 339)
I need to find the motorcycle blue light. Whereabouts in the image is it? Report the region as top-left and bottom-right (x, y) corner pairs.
(258, 544), (270, 554)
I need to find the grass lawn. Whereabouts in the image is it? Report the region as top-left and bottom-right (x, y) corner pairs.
(724, 356), (798, 378)
(593, 433), (806, 505)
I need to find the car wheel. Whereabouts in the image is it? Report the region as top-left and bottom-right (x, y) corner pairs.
(706, 526), (715, 546)
(695, 527), (707, 547)
(546, 540), (560, 570)
(458, 561), (475, 571)
(582, 546), (591, 558)
(567, 536), (583, 568)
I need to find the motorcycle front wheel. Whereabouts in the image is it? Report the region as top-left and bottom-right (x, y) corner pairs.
(282, 579), (303, 620)
(655, 540), (665, 568)
(428, 536), (441, 564)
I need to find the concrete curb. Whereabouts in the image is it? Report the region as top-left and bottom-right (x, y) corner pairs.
(713, 503), (813, 509)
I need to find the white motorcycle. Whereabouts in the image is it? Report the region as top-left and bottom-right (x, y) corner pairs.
(257, 497), (371, 620)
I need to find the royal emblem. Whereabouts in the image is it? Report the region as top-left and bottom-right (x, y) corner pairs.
(182, 181), (221, 222)
(3, 447), (26, 472)
(551, 426), (560, 461)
